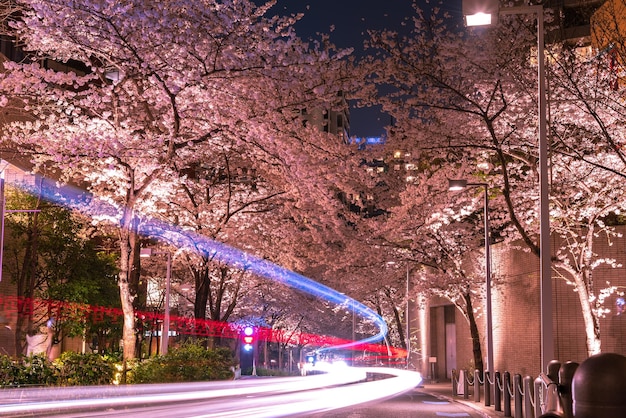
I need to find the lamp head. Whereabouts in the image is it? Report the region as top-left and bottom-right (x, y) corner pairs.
(448, 179), (468, 191)
(462, 0), (499, 26)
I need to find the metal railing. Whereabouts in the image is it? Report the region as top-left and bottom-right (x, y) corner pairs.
(452, 360), (579, 418)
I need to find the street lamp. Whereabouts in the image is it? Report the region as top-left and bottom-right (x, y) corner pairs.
(448, 179), (494, 377)
(462, 0), (553, 372)
(140, 247), (172, 355)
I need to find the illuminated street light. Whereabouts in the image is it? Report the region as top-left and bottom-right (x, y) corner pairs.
(462, 0), (553, 372)
(140, 247), (172, 355)
(448, 179), (494, 378)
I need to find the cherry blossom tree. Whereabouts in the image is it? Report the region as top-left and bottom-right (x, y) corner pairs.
(0, 0), (356, 360)
(354, 3), (626, 358)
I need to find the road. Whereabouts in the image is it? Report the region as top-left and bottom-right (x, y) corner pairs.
(0, 367), (427, 417)
(309, 387), (486, 418)
(0, 366), (484, 418)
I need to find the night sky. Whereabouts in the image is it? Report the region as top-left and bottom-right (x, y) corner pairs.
(265, 0), (464, 138)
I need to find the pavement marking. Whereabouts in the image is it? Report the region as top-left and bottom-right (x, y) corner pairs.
(423, 401), (451, 405)
(435, 413), (470, 417)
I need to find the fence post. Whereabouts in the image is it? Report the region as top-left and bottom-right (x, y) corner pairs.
(494, 371), (502, 412)
(485, 370), (492, 407)
(524, 375), (535, 418)
(452, 369), (457, 396)
(547, 360), (560, 383)
(514, 374), (523, 418)
(534, 376), (543, 418)
(463, 369), (470, 399)
(503, 371), (512, 417)
(559, 361), (578, 418)
(474, 369), (481, 403)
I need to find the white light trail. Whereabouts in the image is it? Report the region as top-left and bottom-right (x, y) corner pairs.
(0, 367), (421, 417)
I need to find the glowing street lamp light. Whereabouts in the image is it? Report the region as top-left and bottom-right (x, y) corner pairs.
(140, 247), (172, 355)
(461, 0), (553, 372)
(462, 0), (499, 26)
(465, 13), (492, 26)
(448, 179), (494, 378)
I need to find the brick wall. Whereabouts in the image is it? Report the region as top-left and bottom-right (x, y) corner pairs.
(446, 225), (626, 377)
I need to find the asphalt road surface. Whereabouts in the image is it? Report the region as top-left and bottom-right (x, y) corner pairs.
(307, 388), (485, 418)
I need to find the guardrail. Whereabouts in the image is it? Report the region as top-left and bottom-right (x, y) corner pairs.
(452, 352), (626, 417)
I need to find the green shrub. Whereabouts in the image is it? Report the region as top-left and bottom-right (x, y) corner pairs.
(0, 354), (19, 387)
(255, 367), (297, 377)
(54, 351), (115, 386)
(131, 343), (234, 383)
(15, 354), (57, 387)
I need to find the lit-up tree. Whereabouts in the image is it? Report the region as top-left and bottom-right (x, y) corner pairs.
(356, 3), (626, 357)
(0, 0), (354, 360)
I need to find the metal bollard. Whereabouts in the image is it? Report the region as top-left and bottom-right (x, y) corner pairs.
(459, 370), (469, 399)
(546, 360), (561, 383)
(485, 370), (492, 407)
(524, 375), (535, 418)
(452, 369), (457, 396)
(558, 361), (578, 418)
(534, 376), (544, 418)
(572, 352), (626, 418)
(474, 369), (481, 403)
(494, 371), (502, 412)
(514, 374), (523, 418)
(503, 371), (512, 417)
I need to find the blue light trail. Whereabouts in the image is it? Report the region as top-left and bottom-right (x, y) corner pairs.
(16, 174), (388, 350)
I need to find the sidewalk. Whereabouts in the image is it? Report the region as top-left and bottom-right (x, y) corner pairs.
(418, 380), (503, 418)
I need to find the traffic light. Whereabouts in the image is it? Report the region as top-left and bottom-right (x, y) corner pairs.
(242, 326), (255, 352)
(306, 352), (317, 365)
(240, 326), (257, 376)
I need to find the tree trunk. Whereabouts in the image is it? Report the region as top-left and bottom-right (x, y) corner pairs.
(194, 265), (210, 320)
(463, 292), (484, 374)
(118, 209), (141, 361)
(391, 303), (407, 350)
(118, 231), (135, 360)
(16, 210), (40, 357)
(555, 226), (602, 357)
(574, 274), (601, 355)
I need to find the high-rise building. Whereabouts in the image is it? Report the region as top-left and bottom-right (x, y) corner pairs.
(298, 91), (350, 143)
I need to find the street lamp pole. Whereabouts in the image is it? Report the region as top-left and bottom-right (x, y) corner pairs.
(0, 174), (5, 284)
(406, 263), (410, 370)
(449, 179), (493, 376)
(163, 251), (171, 356)
(140, 248), (172, 355)
(462, 0), (553, 372)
